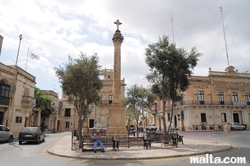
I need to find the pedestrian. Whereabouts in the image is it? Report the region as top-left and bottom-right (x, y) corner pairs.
(93, 129), (105, 153)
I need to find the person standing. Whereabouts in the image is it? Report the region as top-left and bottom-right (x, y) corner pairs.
(93, 129), (105, 153)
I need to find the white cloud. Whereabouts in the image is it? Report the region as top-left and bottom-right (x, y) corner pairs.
(0, 0), (249, 98)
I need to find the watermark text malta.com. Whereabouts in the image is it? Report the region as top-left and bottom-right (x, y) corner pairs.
(190, 154), (246, 164)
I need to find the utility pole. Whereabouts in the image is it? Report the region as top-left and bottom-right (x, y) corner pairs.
(220, 7), (230, 67)
(6, 34), (22, 128)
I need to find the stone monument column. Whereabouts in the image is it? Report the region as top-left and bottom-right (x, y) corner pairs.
(112, 19), (123, 103)
(106, 19), (127, 136)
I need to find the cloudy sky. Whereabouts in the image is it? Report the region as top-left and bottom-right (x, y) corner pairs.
(0, 0), (249, 98)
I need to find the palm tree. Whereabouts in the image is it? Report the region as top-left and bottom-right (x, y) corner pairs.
(34, 88), (54, 131)
(34, 88), (43, 108)
(40, 95), (54, 131)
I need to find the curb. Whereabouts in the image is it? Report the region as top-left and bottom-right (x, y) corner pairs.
(47, 145), (232, 160)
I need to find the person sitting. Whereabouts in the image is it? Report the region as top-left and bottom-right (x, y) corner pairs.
(93, 129), (105, 153)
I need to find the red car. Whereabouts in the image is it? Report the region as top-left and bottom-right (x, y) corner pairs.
(137, 126), (144, 131)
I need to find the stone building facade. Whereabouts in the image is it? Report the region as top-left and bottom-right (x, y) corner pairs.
(0, 63), (36, 136)
(155, 66), (250, 131)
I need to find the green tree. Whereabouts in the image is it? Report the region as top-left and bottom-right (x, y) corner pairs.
(145, 35), (201, 133)
(40, 95), (54, 129)
(55, 53), (103, 148)
(34, 88), (54, 130)
(34, 87), (43, 108)
(123, 84), (157, 136)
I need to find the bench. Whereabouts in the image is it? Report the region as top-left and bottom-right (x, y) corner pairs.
(112, 136), (145, 151)
(81, 129), (111, 151)
(82, 130), (168, 151)
(177, 134), (184, 144)
(142, 135), (153, 149)
(146, 131), (162, 143)
(145, 131), (182, 147)
(82, 135), (114, 151)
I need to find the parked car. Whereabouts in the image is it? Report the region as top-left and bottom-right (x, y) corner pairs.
(146, 124), (157, 131)
(126, 125), (135, 131)
(18, 127), (45, 145)
(230, 122), (246, 131)
(137, 126), (144, 131)
(0, 125), (14, 143)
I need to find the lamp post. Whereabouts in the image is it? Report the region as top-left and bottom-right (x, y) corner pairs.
(6, 34), (22, 128)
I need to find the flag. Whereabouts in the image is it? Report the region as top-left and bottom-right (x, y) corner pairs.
(29, 50), (40, 60)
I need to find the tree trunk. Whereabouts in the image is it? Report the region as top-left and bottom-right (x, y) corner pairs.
(162, 99), (167, 134)
(40, 117), (46, 132)
(78, 117), (83, 148)
(168, 101), (174, 132)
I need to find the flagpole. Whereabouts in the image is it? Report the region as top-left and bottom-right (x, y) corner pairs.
(25, 48), (29, 71)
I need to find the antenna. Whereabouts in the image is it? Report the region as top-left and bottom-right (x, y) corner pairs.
(171, 15), (175, 43)
(220, 7), (230, 67)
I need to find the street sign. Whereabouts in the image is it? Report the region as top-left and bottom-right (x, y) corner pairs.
(11, 86), (16, 92)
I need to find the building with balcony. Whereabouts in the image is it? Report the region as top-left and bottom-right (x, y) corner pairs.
(155, 66), (250, 131)
(0, 62), (36, 136)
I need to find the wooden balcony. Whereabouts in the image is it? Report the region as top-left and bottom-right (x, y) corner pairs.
(0, 96), (10, 107)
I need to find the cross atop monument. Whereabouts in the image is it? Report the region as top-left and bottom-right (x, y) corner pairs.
(114, 19), (122, 30)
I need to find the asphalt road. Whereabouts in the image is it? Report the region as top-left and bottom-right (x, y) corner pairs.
(0, 131), (249, 166)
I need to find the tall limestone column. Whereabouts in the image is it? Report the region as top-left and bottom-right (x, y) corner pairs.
(106, 19), (127, 136)
(112, 19), (123, 103)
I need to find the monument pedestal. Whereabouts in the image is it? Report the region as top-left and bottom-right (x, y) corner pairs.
(81, 120), (89, 135)
(106, 103), (127, 136)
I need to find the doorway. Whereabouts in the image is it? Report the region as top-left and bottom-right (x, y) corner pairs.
(57, 120), (60, 130)
(233, 113), (239, 123)
(89, 119), (94, 128)
(0, 112), (4, 125)
(174, 115), (177, 128)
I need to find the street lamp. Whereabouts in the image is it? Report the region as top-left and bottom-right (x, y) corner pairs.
(6, 34), (22, 128)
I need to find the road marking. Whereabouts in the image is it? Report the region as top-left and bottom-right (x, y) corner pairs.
(212, 144), (241, 156)
(38, 136), (90, 162)
(38, 136), (65, 158)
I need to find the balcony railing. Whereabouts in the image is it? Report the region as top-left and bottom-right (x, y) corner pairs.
(21, 96), (35, 108)
(0, 96), (10, 106)
(172, 100), (247, 107)
(233, 101), (247, 107)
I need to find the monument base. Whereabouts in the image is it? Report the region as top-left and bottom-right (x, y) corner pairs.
(106, 103), (127, 136)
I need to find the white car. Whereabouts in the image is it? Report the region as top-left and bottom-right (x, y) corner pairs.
(146, 124), (157, 131)
(0, 125), (14, 142)
(230, 122), (246, 130)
